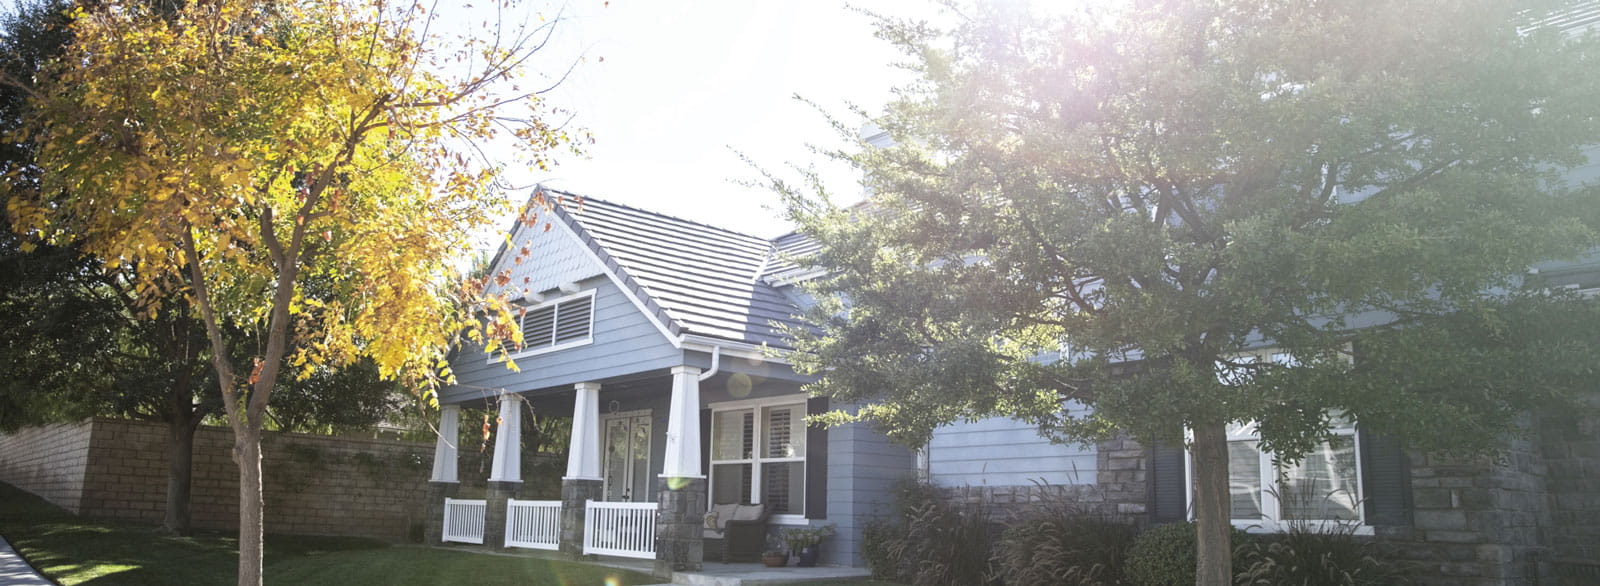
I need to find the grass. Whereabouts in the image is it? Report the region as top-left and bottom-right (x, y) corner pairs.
(0, 481), (655, 585)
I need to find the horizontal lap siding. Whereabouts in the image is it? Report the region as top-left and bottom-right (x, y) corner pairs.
(443, 277), (680, 402)
(929, 416), (1097, 486)
(825, 419), (916, 568)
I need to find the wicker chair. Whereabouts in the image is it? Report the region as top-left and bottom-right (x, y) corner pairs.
(702, 502), (770, 563)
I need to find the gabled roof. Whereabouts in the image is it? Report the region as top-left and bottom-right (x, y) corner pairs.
(761, 230), (825, 285)
(545, 189), (808, 348)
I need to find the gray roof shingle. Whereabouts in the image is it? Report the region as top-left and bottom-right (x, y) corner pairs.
(546, 189), (808, 348)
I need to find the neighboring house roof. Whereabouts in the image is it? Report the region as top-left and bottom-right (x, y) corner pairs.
(761, 230), (824, 285)
(1525, 0), (1600, 33)
(545, 189), (810, 348)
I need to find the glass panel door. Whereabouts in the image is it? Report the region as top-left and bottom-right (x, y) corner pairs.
(602, 413), (651, 501)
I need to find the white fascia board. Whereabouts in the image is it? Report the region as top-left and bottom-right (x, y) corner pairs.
(681, 334), (790, 365)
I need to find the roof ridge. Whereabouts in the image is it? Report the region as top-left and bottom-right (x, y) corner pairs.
(539, 186), (773, 248)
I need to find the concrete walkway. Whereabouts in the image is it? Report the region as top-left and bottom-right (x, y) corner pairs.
(0, 536), (51, 586)
(424, 545), (870, 586)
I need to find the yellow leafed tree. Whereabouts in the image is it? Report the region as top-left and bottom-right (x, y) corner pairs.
(5, 1), (574, 583)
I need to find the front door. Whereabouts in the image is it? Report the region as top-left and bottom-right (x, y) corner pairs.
(602, 411), (651, 502)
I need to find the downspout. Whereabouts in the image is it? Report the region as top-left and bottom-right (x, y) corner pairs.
(698, 345), (721, 381)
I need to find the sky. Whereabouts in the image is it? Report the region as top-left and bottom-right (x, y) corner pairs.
(487, 0), (925, 240)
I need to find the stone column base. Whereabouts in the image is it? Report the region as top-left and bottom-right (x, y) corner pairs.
(424, 482), (460, 546)
(560, 478), (604, 558)
(485, 480), (521, 551)
(654, 477), (707, 576)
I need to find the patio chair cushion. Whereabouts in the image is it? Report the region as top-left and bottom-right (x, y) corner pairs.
(703, 503), (742, 538)
(730, 504), (764, 522)
(703, 503), (771, 563)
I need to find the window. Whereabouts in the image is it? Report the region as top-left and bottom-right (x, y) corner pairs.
(493, 290), (595, 360)
(1214, 416), (1364, 531)
(1193, 348), (1367, 533)
(710, 397), (807, 523)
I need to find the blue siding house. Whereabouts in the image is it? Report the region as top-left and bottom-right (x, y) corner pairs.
(423, 184), (1600, 584)
(425, 191), (913, 573)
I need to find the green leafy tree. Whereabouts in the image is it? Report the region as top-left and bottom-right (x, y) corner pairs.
(776, 1), (1600, 583)
(6, 0), (574, 582)
(0, 0), (219, 536)
(1, 0), (405, 537)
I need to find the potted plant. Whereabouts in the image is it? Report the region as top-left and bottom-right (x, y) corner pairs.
(782, 524), (836, 568)
(761, 535), (789, 567)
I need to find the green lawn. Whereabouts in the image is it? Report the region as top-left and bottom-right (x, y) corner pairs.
(0, 481), (654, 585)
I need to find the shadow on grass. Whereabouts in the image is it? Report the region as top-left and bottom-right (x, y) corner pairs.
(2, 481), (663, 585)
(1, 481), (389, 585)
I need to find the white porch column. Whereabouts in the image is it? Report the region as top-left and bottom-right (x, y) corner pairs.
(429, 404), (461, 483)
(488, 394), (522, 482)
(565, 382), (603, 480)
(661, 365), (705, 478)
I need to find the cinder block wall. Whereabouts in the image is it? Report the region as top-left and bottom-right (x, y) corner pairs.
(2, 418), (436, 541)
(0, 421), (94, 513)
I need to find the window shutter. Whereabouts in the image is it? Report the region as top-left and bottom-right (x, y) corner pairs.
(1148, 440), (1187, 523)
(1359, 427), (1412, 526)
(699, 408), (712, 478)
(805, 397), (829, 519)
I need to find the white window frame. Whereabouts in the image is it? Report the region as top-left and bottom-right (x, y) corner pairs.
(489, 289), (596, 363)
(1186, 348), (1372, 535)
(1185, 419), (1370, 535)
(708, 394), (809, 526)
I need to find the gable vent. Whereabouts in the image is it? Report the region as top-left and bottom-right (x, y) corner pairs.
(512, 290), (595, 356)
(554, 295), (593, 343)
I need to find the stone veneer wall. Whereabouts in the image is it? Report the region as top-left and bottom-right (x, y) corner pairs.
(939, 436), (1149, 524)
(1, 418), (436, 541)
(0, 421), (94, 513)
(1394, 428), (1553, 586)
(1542, 403), (1600, 583)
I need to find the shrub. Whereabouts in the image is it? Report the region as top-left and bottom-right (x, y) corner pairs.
(993, 509), (1138, 586)
(861, 517), (908, 581)
(1125, 522), (1252, 586)
(1234, 523), (1411, 586)
(859, 480), (999, 586)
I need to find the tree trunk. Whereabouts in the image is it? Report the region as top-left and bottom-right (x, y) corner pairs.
(1191, 421), (1232, 586)
(234, 428), (265, 586)
(162, 414), (199, 535)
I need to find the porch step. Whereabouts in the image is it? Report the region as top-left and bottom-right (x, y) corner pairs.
(670, 563), (872, 586)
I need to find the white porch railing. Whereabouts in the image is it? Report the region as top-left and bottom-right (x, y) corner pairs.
(505, 499), (562, 550)
(582, 500), (658, 559)
(442, 498), (487, 545)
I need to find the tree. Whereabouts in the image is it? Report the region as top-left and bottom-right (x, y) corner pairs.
(775, 1), (1600, 583)
(5, 1), (573, 583)
(1, 0), (407, 537)
(0, 0), (219, 536)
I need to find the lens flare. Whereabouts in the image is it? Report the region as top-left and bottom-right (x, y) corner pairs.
(727, 372), (753, 398)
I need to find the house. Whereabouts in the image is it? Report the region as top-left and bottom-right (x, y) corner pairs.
(423, 185), (1599, 584)
(424, 191), (916, 573)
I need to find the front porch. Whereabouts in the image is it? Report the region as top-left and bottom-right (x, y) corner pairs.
(425, 360), (828, 577)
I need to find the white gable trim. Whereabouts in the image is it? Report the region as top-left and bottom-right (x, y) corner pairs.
(548, 206), (684, 349)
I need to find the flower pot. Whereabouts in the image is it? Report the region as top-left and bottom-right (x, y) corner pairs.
(796, 546), (820, 567)
(762, 553), (788, 567)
